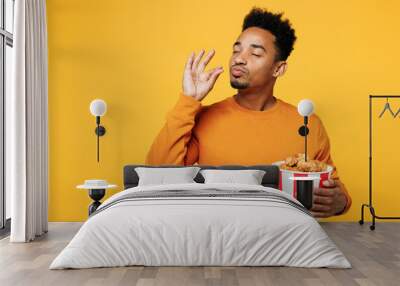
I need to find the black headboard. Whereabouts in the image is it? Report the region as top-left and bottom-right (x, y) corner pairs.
(123, 164), (280, 190)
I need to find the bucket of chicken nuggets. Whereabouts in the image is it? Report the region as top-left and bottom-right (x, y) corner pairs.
(272, 153), (333, 198)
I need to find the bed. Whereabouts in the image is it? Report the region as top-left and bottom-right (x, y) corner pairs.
(49, 164), (351, 269)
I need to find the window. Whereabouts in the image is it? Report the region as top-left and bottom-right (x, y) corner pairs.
(0, 0), (14, 235)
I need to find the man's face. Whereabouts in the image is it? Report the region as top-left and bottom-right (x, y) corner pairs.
(229, 27), (283, 90)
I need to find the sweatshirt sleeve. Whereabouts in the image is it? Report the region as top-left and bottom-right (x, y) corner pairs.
(314, 117), (352, 215)
(145, 93), (203, 166)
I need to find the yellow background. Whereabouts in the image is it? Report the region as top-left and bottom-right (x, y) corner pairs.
(47, 0), (400, 221)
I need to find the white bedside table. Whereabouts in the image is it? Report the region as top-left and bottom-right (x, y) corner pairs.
(77, 180), (117, 216)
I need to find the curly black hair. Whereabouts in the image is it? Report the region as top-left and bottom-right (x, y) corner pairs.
(242, 7), (296, 61)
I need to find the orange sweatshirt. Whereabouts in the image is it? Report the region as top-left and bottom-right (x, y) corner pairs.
(145, 93), (352, 214)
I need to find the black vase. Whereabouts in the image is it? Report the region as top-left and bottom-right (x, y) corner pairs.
(88, 189), (106, 215)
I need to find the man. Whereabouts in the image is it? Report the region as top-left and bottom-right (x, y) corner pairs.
(145, 7), (352, 217)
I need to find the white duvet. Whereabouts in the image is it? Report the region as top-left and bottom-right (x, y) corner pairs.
(49, 183), (351, 269)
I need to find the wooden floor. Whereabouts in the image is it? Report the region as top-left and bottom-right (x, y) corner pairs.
(0, 222), (399, 286)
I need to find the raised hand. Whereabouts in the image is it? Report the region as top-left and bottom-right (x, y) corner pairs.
(182, 49), (224, 101)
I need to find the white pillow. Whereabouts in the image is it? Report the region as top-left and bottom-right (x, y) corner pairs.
(200, 169), (266, 185)
(135, 167), (201, 186)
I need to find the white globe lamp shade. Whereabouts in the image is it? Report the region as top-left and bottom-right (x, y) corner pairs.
(90, 99), (107, 117)
(297, 99), (314, 117)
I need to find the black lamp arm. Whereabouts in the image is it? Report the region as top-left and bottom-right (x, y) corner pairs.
(304, 116), (308, 162)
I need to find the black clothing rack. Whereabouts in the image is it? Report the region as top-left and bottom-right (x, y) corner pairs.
(359, 95), (400, 230)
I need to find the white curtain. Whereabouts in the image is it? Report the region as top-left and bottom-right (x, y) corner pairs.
(8, 0), (48, 242)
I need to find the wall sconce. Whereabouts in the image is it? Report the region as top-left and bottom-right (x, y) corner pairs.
(89, 99), (107, 162)
(297, 99), (314, 162)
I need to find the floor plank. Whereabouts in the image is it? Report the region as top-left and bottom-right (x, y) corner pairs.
(0, 222), (399, 286)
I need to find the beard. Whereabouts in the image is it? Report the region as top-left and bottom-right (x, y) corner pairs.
(230, 78), (249, 89)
